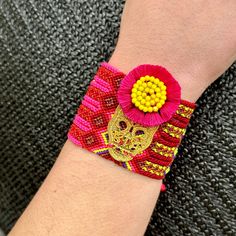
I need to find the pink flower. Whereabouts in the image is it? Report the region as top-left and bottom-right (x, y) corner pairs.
(117, 64), (181, 127)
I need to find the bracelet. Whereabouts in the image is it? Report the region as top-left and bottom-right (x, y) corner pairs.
(68, 62), (196, 180)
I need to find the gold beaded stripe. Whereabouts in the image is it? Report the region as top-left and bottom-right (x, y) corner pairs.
(176, 104), (194, 119)
(140, 161), (170, 176)
(151, 143), (178, 157)
(162, 123), (186, 138)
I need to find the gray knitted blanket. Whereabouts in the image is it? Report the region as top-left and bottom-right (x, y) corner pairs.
(0, 0), (235, 235)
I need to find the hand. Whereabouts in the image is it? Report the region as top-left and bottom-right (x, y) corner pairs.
(110, 0), (236, 101)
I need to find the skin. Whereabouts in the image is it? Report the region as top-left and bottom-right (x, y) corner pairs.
(9, 1), (236, 235)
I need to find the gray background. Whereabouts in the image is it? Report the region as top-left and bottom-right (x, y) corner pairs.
(0, 0), (235, 235)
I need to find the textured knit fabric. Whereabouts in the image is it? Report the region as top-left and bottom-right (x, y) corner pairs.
(0, 0), (235, 235)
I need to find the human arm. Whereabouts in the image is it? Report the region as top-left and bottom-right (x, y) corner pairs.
(9, 1), (236, 235)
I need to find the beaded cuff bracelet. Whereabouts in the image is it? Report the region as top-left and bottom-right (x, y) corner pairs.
(68, 62), (196, 180)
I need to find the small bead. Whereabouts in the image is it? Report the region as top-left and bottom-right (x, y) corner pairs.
(156, 93), (161, 98)
(151, 94), (156, 99)
(155, 98), (160, 103)
(145, 87), (150, 93)
(160, 100), (165, 105)
(140, 77), (146, 82)
(142, 92), (147, 97)
(141, 99), (146, 105)
(161, 95), (166, 101)
(151, 84), (157, 89)
(148, 107), (153, 112)
(133, 83), (139, 88)
(147, 82), (152, 87)
(132, 88), (137, 93)
(161, 184), (166, 192)
(136, 91), (142, 96)
(143, 107), (148, 112)
(146, 96), (151, 101)
(137, 80), (142, 85)
(139, 105), (144, 110)
(150, 100), (155, 106)
(161, 91), (166, 95)
(161, 86), (166, 92)
(153, 106), (159, 112)
(149, 89), (155, 94)
(145, 101), (151, 107)
(142, 83), (147, 88)
(135, 101), (140, 107)
(150, 76), (155, 82)
(139, 86), (144, 91)
(155, 87), (161, 93)
(137, 96), (142, 101)
(131, 93), (137, 98)
(154, 79), (159, 84)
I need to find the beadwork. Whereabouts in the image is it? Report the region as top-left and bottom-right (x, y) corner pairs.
(68, 62), (196, 180)
(117, 64), (181, 127)
(131, 75), (167, 113)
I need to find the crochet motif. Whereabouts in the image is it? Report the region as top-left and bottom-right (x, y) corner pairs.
(68, 62), (196, 180)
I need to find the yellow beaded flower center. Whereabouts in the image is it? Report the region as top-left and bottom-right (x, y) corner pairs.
(131, 76), (167, 113)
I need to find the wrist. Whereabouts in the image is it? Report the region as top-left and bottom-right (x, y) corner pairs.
(109, 48), (211, 102)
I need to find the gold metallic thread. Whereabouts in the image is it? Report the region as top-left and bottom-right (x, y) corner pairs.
(107, 106), (158, 162)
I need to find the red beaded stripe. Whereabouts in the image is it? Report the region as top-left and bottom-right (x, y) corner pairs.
(154, 131), (180, 147)
(168, 119), (186, 129)
(173, 113), (191, 125)
(181, 99), (196, 109)
(158, 129), (181, 144)
(149, 152), (174, 165)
